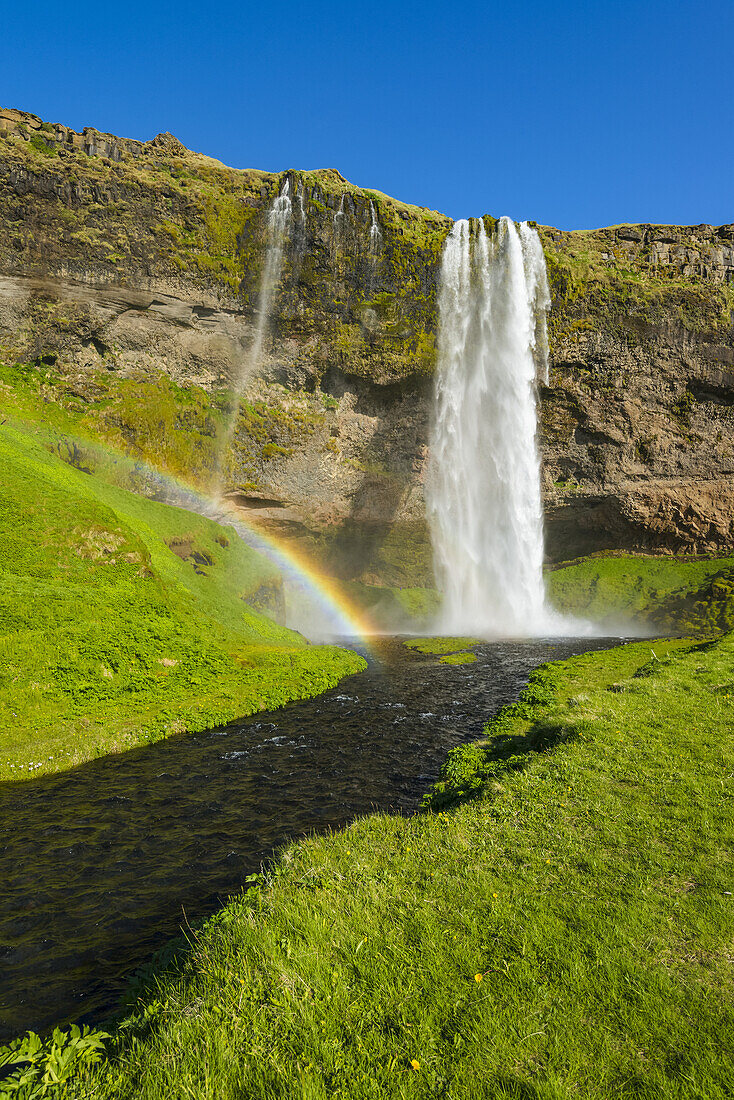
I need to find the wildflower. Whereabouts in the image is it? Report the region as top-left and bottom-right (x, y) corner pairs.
(410, 1059), (420, 1071)
(545, 858), (550, 863)
(474, 973), (483, 983)
(492, 892), (498, 898)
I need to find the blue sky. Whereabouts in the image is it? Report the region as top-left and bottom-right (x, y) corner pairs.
(3, 1), (732, 229)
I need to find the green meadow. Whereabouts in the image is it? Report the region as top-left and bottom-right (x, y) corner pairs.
(547, 553), (734, 636)
(16, 632), (727, 1099)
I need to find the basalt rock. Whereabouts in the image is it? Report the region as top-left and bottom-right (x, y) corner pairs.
(0, 108), (732, 582)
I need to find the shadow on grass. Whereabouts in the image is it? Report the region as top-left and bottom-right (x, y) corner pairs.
(423, 713), (586, 813)
(106, 709), (582, 1042)
(99, 704), (581, 1049)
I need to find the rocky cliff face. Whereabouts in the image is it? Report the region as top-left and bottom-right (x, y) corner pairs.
(1, 107), (732, 586)
(540, 224), (734, 559)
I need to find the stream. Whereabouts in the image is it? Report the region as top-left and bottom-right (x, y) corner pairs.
(0, 636), (622, 1041)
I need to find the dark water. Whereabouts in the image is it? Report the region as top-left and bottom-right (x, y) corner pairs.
(0, 636), (621, 1040)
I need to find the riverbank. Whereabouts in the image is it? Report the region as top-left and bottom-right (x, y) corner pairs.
(36, 632), (730, 1098)
(0, 418), (365, 782)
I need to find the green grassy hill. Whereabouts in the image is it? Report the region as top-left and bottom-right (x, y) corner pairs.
(0, 419), (364, 781)
(547, 554), (734, 636)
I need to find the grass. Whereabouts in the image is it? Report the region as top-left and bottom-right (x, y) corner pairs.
(403, 637), (480, 655)
(547, 554), (734, 635)
(438, 652), (476, 665)
(0, 419), (365, 781)
(0, 359), (228, 493)
(40, 632), (729, 1098)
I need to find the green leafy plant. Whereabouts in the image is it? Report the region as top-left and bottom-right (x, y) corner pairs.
(0, 1026), (109, 1097)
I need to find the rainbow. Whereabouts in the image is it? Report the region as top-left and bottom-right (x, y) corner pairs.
(209, 495), (380, 649)
(43, 428), (379, 648)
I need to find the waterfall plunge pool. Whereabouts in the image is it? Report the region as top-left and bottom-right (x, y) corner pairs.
(0, 635), (626, 1041)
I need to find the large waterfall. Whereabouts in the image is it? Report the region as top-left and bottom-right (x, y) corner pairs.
(427, 215), (560, 637)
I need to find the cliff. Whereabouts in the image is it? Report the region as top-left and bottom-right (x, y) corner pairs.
(1, 107), (732, 586)
(539, 223), (734, 559)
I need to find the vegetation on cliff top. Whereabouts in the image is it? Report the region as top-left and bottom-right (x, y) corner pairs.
(25, 634), (730, 1098)
(0, 418), (365, 782)
(0, 115), (451, 383)
(539, 225), (734, 344)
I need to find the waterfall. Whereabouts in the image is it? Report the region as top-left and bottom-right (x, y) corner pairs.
(296, 183), (307, 226)
(427, 215), (562, 637)
(369, 201), (382, 252)
(220, 179), (292, 484)
(518, 222), (551, 385)
(246, 178), (292, 378)
(291, 182), (308, 264)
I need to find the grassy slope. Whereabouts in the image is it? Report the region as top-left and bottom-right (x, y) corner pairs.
(0, 421), (365, 781)
(0, 359), (229, 494)
(67, 635), (733, 1099)
(547, 554), (734, 636)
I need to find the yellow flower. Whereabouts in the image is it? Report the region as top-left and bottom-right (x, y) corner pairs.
(492, 892), (498, 898)
(410, 1059), (420, 1071)
(545, 858), (550, 863)
(474, 973), (483, 983)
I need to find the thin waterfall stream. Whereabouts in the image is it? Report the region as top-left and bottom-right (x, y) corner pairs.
(245, 178), (292, 381)
(219, 179), (292, 479)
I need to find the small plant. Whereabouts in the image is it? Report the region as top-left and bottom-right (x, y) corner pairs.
(0, 1025), (109, 1097)
(261, 442), (292, 460)
(28, 132), (57, 157)
(438, 651), (476, 664)
(671, 389), (695, 426)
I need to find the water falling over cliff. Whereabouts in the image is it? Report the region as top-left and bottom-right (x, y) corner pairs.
(369, 201), (382, 252)
(245, 178), (292, 382)
(219, 180), (292, 482)
(427, 216), (559, 636)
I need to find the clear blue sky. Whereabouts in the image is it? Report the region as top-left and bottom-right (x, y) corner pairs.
(2, 1), (732, 229)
